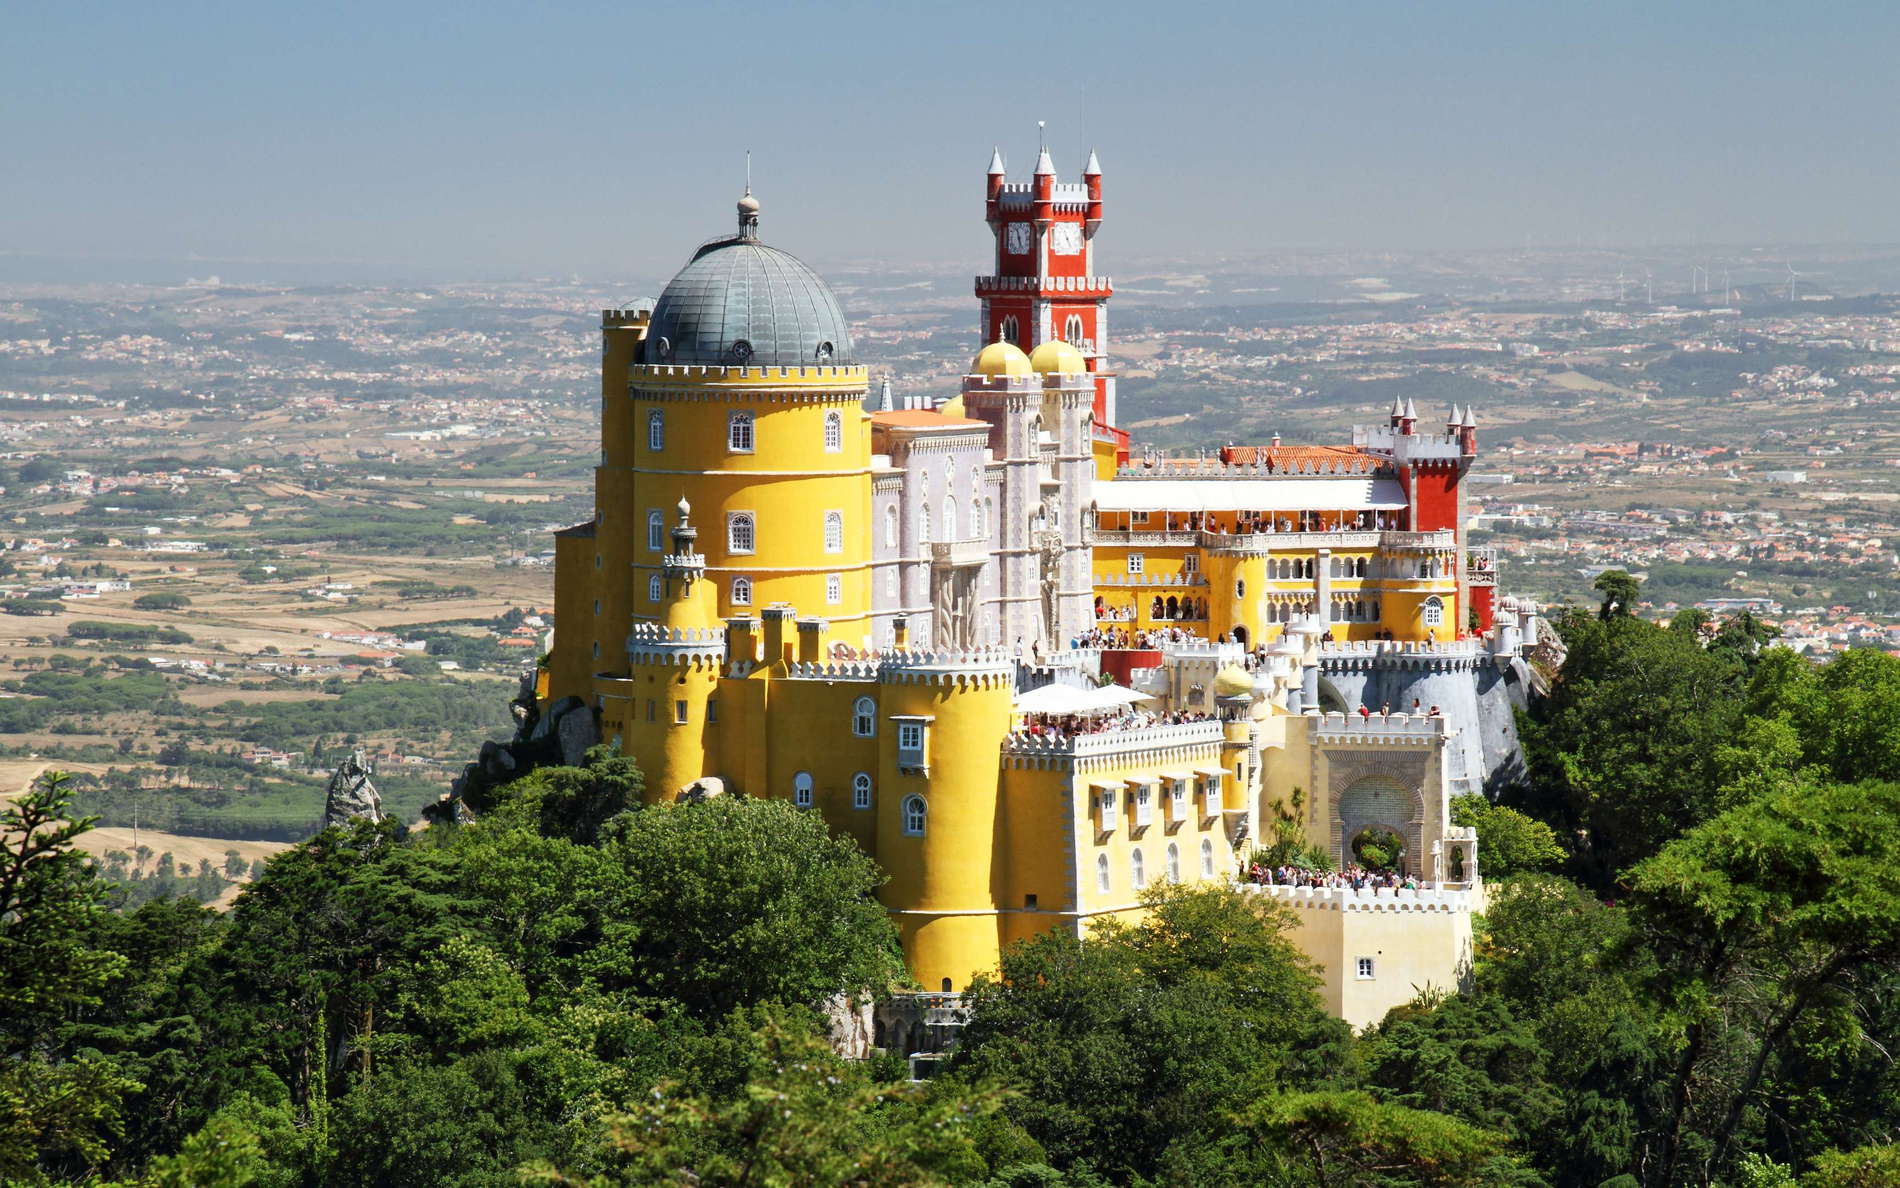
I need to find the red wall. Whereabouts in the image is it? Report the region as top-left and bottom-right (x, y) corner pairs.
(1410, 462), (1461, 532)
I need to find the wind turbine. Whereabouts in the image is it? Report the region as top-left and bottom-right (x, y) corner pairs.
(1785, 261), (1800, 302)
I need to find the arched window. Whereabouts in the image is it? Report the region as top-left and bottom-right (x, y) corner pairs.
(727, 513), (755, 554)
(852, 696), (876, 737)
(981, 498), (993, 539)
(647, 410), (665, 452)
(1166, 842), (1181, 883)
(731, 576), (752, 606)
(1001, 315), (1019, 345)
(1200, 837), (1215, 878)
(793, 771), (813, 809)
(919, 503), (931, 545)
(1235, 579), (1246, 599)
(647, 509), (664, 552)
(884, 504), (898, 548)
(1096, 852), (1111, 894)
(852, 772), (873, 810)
(902, 795), (927, 836)
(1131, 848), (1146, 890)
(647, 574), (661, 602)
(824, 511), (844, 554)
(1422, 596), (1444, 627)
(823, 410), (842, 453)
(885, 569), (897, 599)
(728, 411), (754, 453)
(943, 498), (957, 542)
(1065, 314), (1085, 348)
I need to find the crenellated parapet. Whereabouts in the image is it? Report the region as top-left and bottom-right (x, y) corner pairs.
(783, 659), (881, 682)
(877, 649), (1016, 688)
(1242, 883), (1476, 913)
(1318, 639), (1488, 675)
(1002, 719), (1224, 770)
(626, 622), (727, 666)
(1307, 710), (1454, 744)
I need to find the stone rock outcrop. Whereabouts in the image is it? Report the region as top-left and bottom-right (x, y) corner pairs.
(323, 748), (383, 829)
(431, 670), (601, 823)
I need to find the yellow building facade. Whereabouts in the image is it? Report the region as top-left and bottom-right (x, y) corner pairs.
(545, 188), (1532, 1021)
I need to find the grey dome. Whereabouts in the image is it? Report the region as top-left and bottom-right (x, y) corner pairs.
(644, 233), (854, 367)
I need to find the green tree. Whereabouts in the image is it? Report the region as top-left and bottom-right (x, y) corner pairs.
(1235, 1090), (1529, 1187)
(950, 885), (1349, 1181)
(590, 796), (904, 1017)
(0, 772), (138, 1180)
(1592, 570), (1641, 620)
(1449, 796), (1564, 878)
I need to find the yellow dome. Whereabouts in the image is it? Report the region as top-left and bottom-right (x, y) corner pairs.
(1029, 339), (1088, 375)
(1212, 665), (1255, 698)
(938, 394), (968, 419)
(973, 341), (1032, 377)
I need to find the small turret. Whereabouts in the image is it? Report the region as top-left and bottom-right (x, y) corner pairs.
(1445, 405), (1463, 435)
(986, 146), (1005, 202)
(737, 188), (760, 241)
(1398, 397), (1418, 436)
(1458, 405), (1478, 456)
(1083, 149), (1103, 236)
(1388, 396), (1406, 430)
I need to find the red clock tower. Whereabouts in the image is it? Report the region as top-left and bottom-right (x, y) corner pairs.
(978, 139), (1129, 463)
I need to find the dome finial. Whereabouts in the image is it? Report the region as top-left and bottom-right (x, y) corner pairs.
(737, 151), (760, 238)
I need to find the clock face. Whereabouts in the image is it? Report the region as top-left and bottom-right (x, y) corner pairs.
(1051, 223), (1083, 255)
(1005, 222), (1031, 255)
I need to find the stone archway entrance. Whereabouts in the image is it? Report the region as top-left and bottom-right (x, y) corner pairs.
(1334, 777), (1422, 876)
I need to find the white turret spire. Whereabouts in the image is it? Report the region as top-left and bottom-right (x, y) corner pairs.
(1034, 121), (1055, 175)
(1462, 405), (1478, 428)
(1403, 397), (1419, 421)
(988, 145), (1005, 175)
(1084, 148), (1101, 176)
(876, 375), (894, 412)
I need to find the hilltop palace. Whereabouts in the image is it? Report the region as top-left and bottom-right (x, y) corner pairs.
(539, 146), (1545, 1028)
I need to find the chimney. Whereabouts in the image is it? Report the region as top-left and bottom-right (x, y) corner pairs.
(796, 617), (826, 663)
(760, 604), (796, 667)
(892, 614), (910, 650)
(725, 615), (758, 665)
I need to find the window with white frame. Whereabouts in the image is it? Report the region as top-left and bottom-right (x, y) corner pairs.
(1133, 784), (1152, 827)
(901, 794), (927, 835)
(647, 575), (662, 602)
(824, 511), (843, 553)
(1166, 842), (1181, 883)
(919, 503), (931, 545)
(1096, 852), (1111, 893)
(943, 497), (957, 541)
(1131, 848), (1146, 890)
(1203, 774), (1223, 816)
(727, 512), (755, 554)
(1065, 314), (1085, 348)
(852, 772), (872, 810)
(1422, 596), (1444, 627)
(1356, 956), (1376, 980)
(884, 504), (898, 548)
(1127, 554), (1144, 574)
(731, 576), (752, 606)
(823, 410), (842, 453)
(1183, 552), (1199, 574)
(647, 410), (664, 452)
(647, 509), (664, 551)
(1000, 315), (1020, 345)
(793, 771), (813, 809)
(1169, 779), (1188, 820)
(852, 696), (875, 737)
(1200, 837), (1215, 878)
(885, 569), (897, 599)
(896, 719), (927, 768)
(826, 574), (841, 604)
(728, 411), (754, 453)
(1095, 786), (1118, 833)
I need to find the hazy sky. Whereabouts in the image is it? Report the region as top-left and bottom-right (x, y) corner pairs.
(6, 0), (1899, 282)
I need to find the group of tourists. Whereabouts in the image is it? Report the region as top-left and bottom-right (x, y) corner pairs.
(1246, 863), (1423, 892)
(1017, 708), (1214, 739)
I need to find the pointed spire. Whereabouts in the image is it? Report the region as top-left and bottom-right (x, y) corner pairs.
(988, 145), (1005, 175)
(1403, 397), (1419, 421)
(1389, 396), (1406, 417)
(1462, 405), (1478, 429)
(1084, 148), (1101, 176)
(1034, 121), (1054, 175)
(1447, 404), (1463, 426)
(876, 376), (894, 412)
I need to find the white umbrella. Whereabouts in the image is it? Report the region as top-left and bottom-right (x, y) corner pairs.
(1013, 684), (1101, 715)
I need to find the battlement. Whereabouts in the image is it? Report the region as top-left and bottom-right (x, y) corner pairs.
(1353, 426), (1467, 459)
(631, 363), (868, 384)
(1003, 718), (1223, 758)
(960, 371), (1044, 394)
(1242, 882), (1475, 913)
(784, 659), (880, 681)
(878, 648), (1016, 687)
(1116, 456), (1392, 479)
(626, 622), (727, 665)
(601, 305), (653, 326)
(1091, 570), (1209, 588)
(974, 275), (1113, 294)
(1306, 709), (1453, 742)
